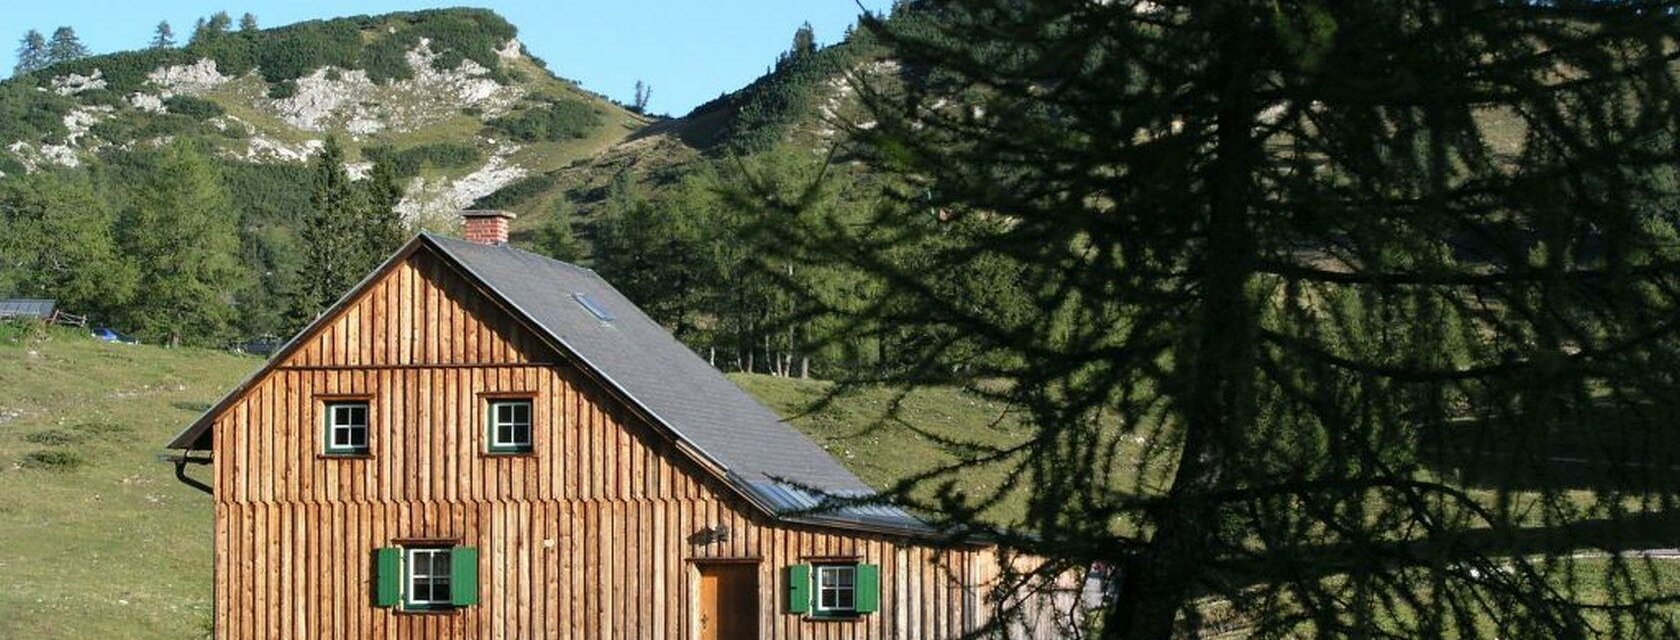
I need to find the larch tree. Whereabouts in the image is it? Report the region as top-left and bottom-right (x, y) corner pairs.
(745, 1), (1680, 638)
(122, 141), (243, 346)
(45, 27), (88, 65)
(0, 170), (137, 320)
(149, 21), (176, 49)
(535, 198), (583, 263)
(14, 29), (45, 75)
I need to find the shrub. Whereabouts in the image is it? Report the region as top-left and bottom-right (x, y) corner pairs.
(19, 450), (86, 471)
(74, 88), (127, 109)
(25, 429), (88, 446)
(363, 142), (483, 178)
(485, 99), (601, 143)
(0, 81), (72, 143)
(0, 319), (43, 344)
(472, 173), (558, 209)
(30, 48), (196, 94)
(162, 95), (225, 119)
(267, 80), (298, 99)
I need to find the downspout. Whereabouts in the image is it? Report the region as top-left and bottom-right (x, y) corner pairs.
(161, 452), (212, 495)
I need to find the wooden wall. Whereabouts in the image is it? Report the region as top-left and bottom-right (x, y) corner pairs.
(208, 249), (1025, 640)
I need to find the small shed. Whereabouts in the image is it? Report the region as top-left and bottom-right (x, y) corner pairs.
(0, 299), (57, 322)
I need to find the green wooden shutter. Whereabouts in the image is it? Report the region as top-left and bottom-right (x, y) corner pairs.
(787, 564), (812, 614)
(451, 546), (480, 607)
(374, 548), (401, 607)
(855, 564), (881, 613)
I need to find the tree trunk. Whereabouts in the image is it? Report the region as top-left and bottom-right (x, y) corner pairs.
(1106, 10), (1259, 638)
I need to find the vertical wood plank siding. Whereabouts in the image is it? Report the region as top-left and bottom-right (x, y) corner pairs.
(211, 251), (1015, 639)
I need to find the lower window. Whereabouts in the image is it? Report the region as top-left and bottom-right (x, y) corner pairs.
(405, 547), (453, 610)
(815, 564), (857, 614)
(374, 544), (479, 611)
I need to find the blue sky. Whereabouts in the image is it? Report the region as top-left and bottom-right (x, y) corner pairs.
(1, 1), (890, 115)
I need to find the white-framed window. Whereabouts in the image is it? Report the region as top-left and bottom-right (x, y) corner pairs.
(323, 401), (369, 455)
(404, 547), (453, 609)
(815, 564), (857, 613)
(486, 398), (533, 453)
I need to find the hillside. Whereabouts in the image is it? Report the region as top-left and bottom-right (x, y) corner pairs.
(0, 7), (903, 370)
(0, 327), (1026, 639)
(1, 9), (647, 226)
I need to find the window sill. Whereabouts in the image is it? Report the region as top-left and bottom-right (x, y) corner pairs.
(394, 606), (462, 616)
(318, 451), (371, 459)
(484, 449), (534, 457)
(804, 612), (864, 622)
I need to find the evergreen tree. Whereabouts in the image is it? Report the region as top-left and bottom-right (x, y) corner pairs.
(14, 29), (45, 75)
(534, 199), (582, 262)
(593, 172), (711, 338)
(45, 27), (88, 65)
(149, 21), (176, 49)
(359, 155), (407, 271)
(0, 171), (137, 318)
(791, 22), (816, 58)
(191, 12), (231, 45)
(121, 141), (242, 346)
(239, 13), (258, 33)
(747, 2), (1680, 638)
(294, 136), (360, 323)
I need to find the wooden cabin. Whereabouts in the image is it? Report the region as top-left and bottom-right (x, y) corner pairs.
(165, 211), (1069, 639)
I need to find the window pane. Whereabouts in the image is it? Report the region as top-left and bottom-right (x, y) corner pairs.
(497, 404), (513, 423)
(514, 424), (530, 446)
(820, 589), (837, 608)
(838, 568), (854, 587)
(334, 427), (350, 446)
(498, 425), (513, 445)
(514, 403), (530, 424)
(349, 406), (366, 426)
(838, 589), (854, 609)
(350, 427), (366, 447)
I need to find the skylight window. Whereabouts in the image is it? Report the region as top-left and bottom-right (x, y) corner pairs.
(573, 292), (614, 322)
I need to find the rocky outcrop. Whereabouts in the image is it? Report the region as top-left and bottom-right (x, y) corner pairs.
(146, 59), (231, 95)
(265, 39), (526, 135)
(52, 70), (106, 96)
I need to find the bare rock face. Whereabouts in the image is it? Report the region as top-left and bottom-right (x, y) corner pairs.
(128, 92), (165, 113)
(270, 67), (379, 132)
(395, 145), (527, 226)
(263, 39), (527, 135)
(147, 59), (231, 96)
(52, 70), (106, 96)
(237, 136), (325, 164)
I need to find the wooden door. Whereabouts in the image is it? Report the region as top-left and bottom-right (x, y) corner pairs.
(698, 563), (759, 640)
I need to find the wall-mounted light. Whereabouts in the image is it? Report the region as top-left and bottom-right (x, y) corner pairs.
(690, 525), (731, 546)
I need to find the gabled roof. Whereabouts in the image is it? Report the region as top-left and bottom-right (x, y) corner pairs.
(0, 299), (55, 319)
(168, 233), (946, 540)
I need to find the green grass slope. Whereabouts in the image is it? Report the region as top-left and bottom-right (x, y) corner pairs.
(0, 328), (255, 639)
(0, 327), (1024, 639)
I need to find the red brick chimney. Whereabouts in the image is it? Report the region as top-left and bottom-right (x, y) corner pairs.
(461, 210), (516, 246)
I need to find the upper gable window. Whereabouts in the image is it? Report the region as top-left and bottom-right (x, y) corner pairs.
(323, 401), (369, 456)
(486, 399), (533, 454)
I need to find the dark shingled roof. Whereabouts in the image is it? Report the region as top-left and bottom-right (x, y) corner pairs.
(169, 234), (937, 538)
(423, 234), (930, 535)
